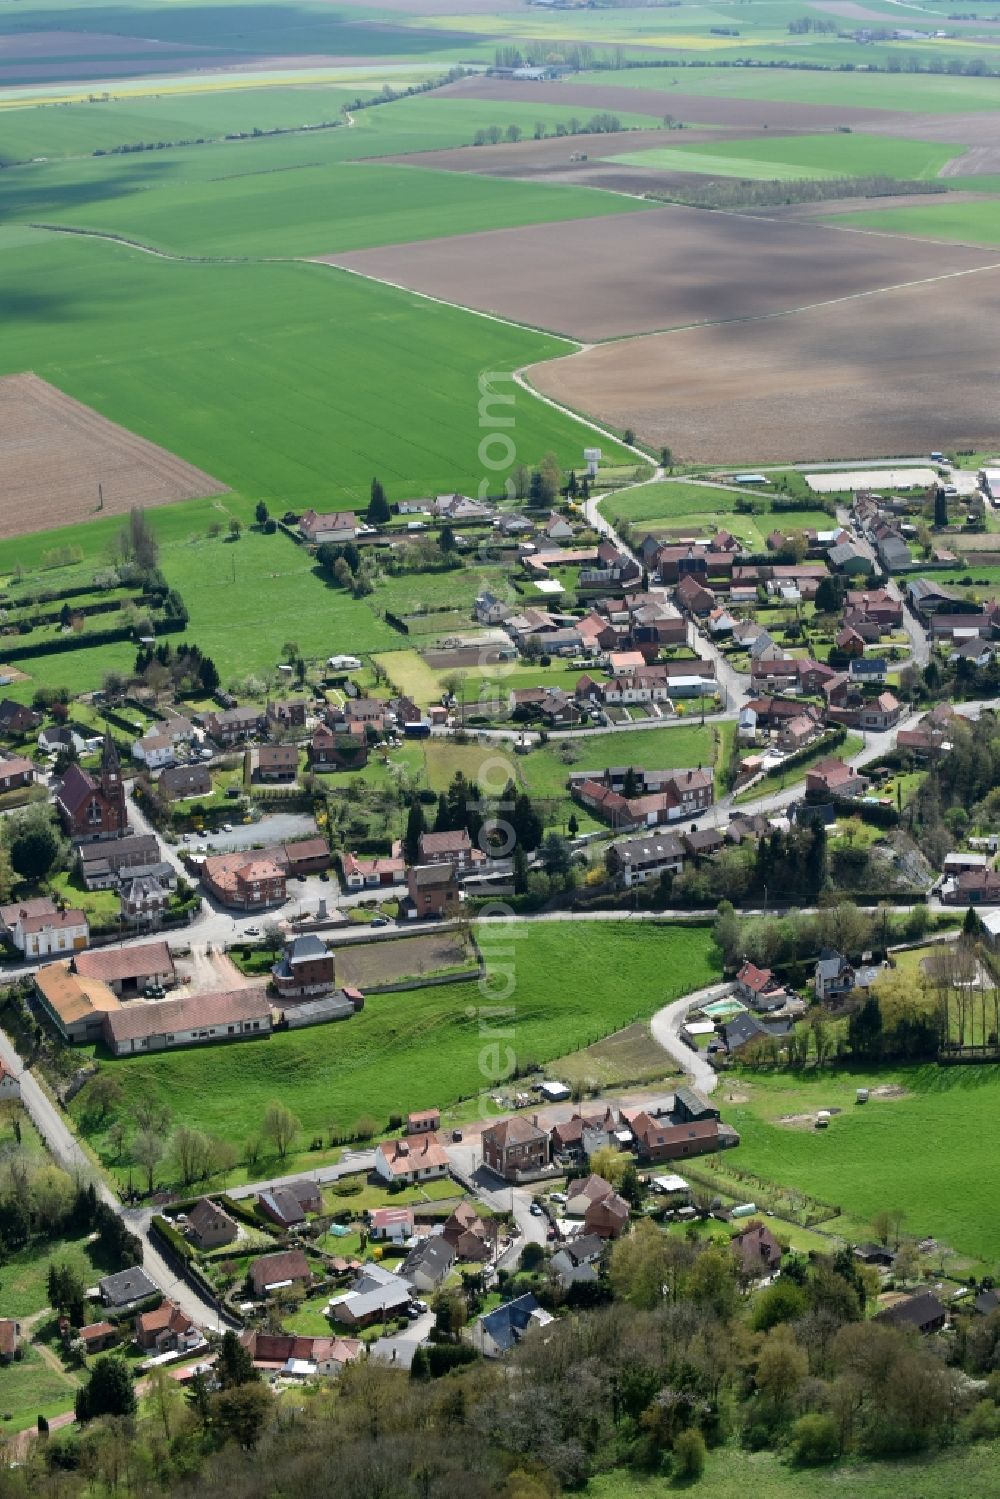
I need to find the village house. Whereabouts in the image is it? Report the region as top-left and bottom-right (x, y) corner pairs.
(131, 733), (175, 771)
(779, 711), (821, 751)
(945, 868), (1000, 905)
(442, 1202), (495, 1263)
(723, 1013), (793, 1053)
(249, 1249), (312, 1298)
(0, 700), (40, 736)
(585, 1189), (630, 1240)
(328, 1265), (412, 1328)
(298, 509), (357, 544)
(806, 757), (869, 799)
(470, 1294), (553, 1358)
(400, 1236), (456, 1293)
(201, 851), (286, 909)
(405, 862), (460, 919)
(78, 1323), (116, 1356)
(99, 1268), (158, 1309)
(0, 897), (86, 957)
(374, 1133), (449, 1186)
(433, 493), (492, 522)
(735, 961), (789, 1012)
(341, 850), (405, 889)
(158, 764), (212, 801)
(102, 987), (273, 1056)
(271, 934), (335, 999)
(0, 1062), (20, 1103)
(187, 1197), (239, 1251)
(309, 723), (369, 771)
(266, 698), (308, 731)
(605, 832), (685, 889)
(78, 833), (164, 891)
(629, 1112), (737, 1163)
(732, 1221), (782, 1279)
(0, 755), (33, 793)
(859, 691), (901, 731)
(845, 589), (902, 627)
(875, 1292), (947, 1335)
(240, 1330), (362, 1378)
(136, 1299), (201, 1355)
(474, 590), (513, 626)
(368, 1206), (414, 1245)
(849, 656), (888, 686)
(551, 1236), (605, 1290)
(258, 1180), (321, 1229)
(200, 706), (266, 746)
(54, 736), (127, 842)
(481, 1115), (550, 1182)
(254, 744), (299, 782)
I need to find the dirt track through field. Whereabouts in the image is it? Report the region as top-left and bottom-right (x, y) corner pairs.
(0, 372), (227, 539)
(322, 205), (1000, 342)
(529, 264), (1000, 464)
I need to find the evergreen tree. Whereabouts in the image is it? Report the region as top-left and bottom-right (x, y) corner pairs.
(567, 812), (579, 838)
(848, 994), (883, 1061)
(368, 477), (391, 525)
(404, 800), (427, 865)
(254, 501), (269, 526)
(439, 524), (456, 553)
(76, 1356), (136, 1421)
(512, 843), (529, 895)
(511, 792), (543, 852)
(218, 1329), (259, 1390)
(934, 488), (948, 528)
(434, 792), (450, 833)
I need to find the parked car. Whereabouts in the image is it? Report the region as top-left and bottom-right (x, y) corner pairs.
(245, 925), (261, 937)
(371, 916), (389, 928)
(451, 1129), (463, 1142)
(529, 1202), (543, 1217)
(221, 822), (233, 833)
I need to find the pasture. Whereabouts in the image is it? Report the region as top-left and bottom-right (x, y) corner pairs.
(328, 202), (995, 342)
(724, 1066), (1000, 1265)
(72, 921), (720, 1162)
(531, 265), (1000, 464)
(0, 228), (628, 511)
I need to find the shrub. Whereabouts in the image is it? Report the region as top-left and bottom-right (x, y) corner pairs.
(790, 1412), (841, 1466)
(673, 1427), (706, 1480)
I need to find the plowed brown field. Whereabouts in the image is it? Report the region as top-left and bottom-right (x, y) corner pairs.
(0, 373), (227, 539)
(323, 207), (999, 342)
(529, 266), (1000, 464)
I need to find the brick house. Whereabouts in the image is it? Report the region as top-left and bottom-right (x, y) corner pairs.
(298, 509), (357, 544)
(158, 764), (212, 801)
(135, 1299), (200, 1354)
(732, 1221), (782, 1278)
(405, 863), (459, 919)
(341, 850), (405, 889)
(201, 852), (286, 909)
(806, 757), (869, 799)
(0, 756), (33, 793)
(271, 935), (335, 999)
(255, 744), (299, 782)
(585, 1190), (630, 1240)
(481, 1116), (550, 1182)
(417, 828), (478, 872)
(629, 1113), (735, 1162)
(266, 699), (308, 730)
(309, 723), (368, 771)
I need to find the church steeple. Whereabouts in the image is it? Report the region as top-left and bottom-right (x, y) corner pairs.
(101, 733), (121, 780)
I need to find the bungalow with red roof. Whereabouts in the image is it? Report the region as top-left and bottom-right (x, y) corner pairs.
(298, 509), (357, 544)
(135, 1299), (201, 1354)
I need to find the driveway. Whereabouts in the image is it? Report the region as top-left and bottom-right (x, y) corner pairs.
(649, 981), (736, 1097)
(369, 1309), (434, 1369)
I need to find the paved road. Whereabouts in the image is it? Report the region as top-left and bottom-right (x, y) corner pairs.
(648, 981), (736, 1098)
(226, 1149), (374, 1200)
(0, 1026), (231, 1331)
(370, 1308), (434, 1369)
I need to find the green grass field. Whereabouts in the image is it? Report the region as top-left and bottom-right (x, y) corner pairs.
(586, 1441), (1000, 1499)
(599, 480), (746, 524)
(611, 131), (959, 182)
(0, 1343), (80, 1432)
(73, 921), (719, 1167)
(0, 228), (631, 513)
(724, 1066), (1000, 1266)
(825, 199), (1000, 245)
(585, 63), (1000, 113)
(12, 154), (646, 259)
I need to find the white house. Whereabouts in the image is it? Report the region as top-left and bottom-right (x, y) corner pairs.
(132, 733), (175, 770)
(299, 509), (357, 544)
(545, 512), (574, 542)
(374, 1134), (449, 1186)
(0, 1062), (20, 1101)
(9, 903), (89, 958)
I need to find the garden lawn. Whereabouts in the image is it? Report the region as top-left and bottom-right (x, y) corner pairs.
(0, 1344), (79, 1433)
(613, 132), (959, 182)
(72, 921), (719, 1162)
(722, 1065), (1000, 1265)
(0, 228), (632, 510)
(0, 1231), (104, 1319)
(599, 480), (745, 525)
(824, 199), (1000, 246)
